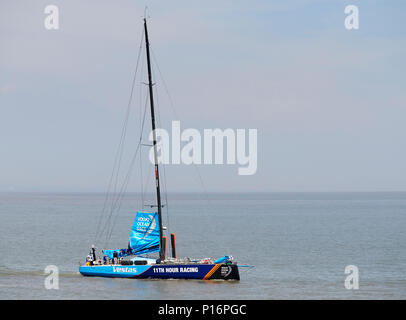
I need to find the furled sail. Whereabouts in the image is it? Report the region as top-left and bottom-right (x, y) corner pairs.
(103, 212), (160, 259)
(129, 211), (160, 255)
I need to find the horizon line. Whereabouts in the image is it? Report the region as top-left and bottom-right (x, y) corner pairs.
(1, 190), (406, 194)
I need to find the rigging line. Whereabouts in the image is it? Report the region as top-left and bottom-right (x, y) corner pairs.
(96, 31), (144, 243)
(97, 69), (140, 246)
(151, 65), (170, 236)
(161, 151), (171, 236)
(101, 94), (132, 241)
(98, 32), (145, 245)
(193, 163), (212, 205)
(139, 118), (144, 212)
(97, 40), (144, 245)
(159, 154), (171, 236)
(139, 93), (149, 211)
(139, 43), (146, 211)
(104, 92), (150, 247)
(141, 158), (154, 208)
(150, 48), (180, 119)
(104, 164), (138, 249)
(139, 148), (144, 212)
(140, 65), (159, 212)
(104, 89), (150, 247)
(104, 140), (142, 248)
(94, 28), (144, 245)
(139, 89), (150, 210)
(151, 47), (211, 207)
(107, 29), (145, 228)
(106, 139), (140, 245)
(94, 102), (130, 244)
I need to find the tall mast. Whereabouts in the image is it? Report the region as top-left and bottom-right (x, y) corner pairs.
(144, 18), (164, 262)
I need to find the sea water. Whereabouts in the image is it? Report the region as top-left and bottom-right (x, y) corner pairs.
(0, 192), (405, 299)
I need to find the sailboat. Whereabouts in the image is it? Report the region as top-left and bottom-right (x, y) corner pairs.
(78, 18), (240, 280)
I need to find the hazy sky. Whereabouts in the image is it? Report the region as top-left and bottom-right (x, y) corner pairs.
(1, 0), (405, 192)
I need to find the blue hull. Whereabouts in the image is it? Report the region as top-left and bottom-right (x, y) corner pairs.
(79, 263), (239, 280)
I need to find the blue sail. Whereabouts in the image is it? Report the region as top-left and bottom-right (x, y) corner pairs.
(129, 211), (160, 255)
(103, 212), (160, 259)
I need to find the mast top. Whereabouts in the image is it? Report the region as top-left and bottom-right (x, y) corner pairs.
(143, 6), (149, 20)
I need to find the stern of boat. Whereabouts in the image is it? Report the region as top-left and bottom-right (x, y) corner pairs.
(205, 263), (240, 281)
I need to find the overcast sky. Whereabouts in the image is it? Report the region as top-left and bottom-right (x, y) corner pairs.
(1, 0), (405, 192)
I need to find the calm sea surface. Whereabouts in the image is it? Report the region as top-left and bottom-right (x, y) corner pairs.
(0, 192), (405, 299)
